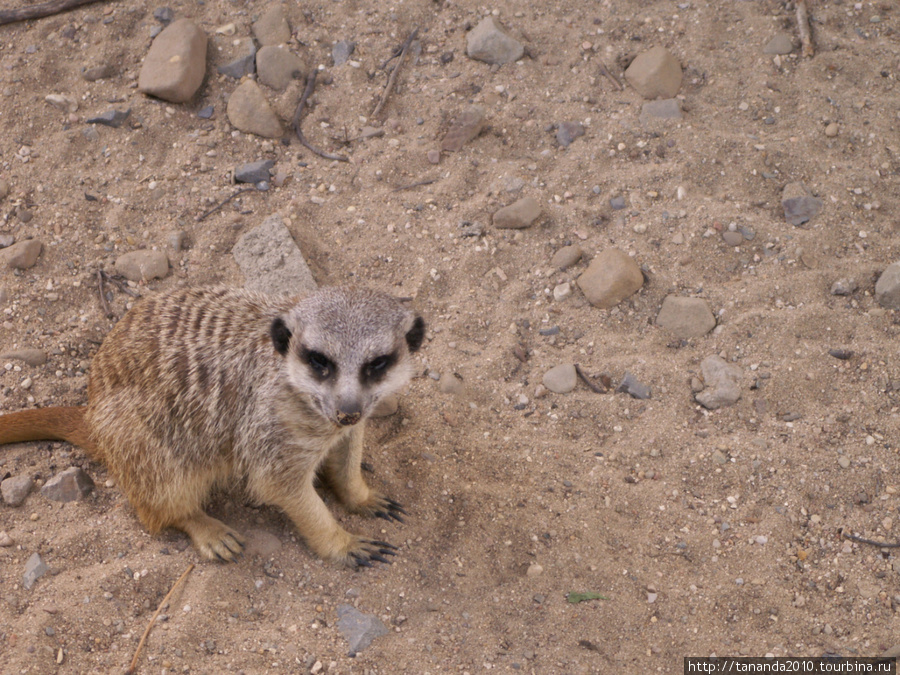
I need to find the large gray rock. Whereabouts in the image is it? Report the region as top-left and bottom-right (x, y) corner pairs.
(41, 467), (95, 502)
(782, 181), (823, 226)
(576, 249), (643, 309)
(656, 296), (716, 338)
(226, 81), (283, 139)
(233, 214), (317, 296)
(256, 45), (304, 90)
(234, 160), (274, 184)
(695, 356), (742, 410)
(624, 46), (682, 100)
(336, 604), (389, 657)
(466, 17), (524, 65)
(1, 474), (34, 507)
(138, 19), (208, 103)
(253, 5), (291, 46)
(0, 239), (42, 269)
(493, 196), (541, 230)
(876, 262), (900, 310)
(115, 250), (169, 281)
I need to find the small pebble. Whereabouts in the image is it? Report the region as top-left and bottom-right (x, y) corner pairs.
(543, 364), (576, 394)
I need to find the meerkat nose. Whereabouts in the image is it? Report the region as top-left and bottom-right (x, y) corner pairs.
(336, 400), (362, 426)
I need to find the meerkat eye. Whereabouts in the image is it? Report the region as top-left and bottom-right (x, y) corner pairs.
(304, 350), (334, 379)
(362, 353), (396, 383)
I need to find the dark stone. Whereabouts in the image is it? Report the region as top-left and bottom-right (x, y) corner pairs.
(86, 109), (131, 128)
(616, 372), (651, 399)
(234, 160), (275, 184)
(332, 40), (356, 66)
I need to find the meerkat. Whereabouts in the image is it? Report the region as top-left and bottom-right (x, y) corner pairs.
(0, 286), (425, 568)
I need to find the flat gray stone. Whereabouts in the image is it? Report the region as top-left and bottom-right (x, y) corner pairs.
(617, 372), (651, 400)
(493, 196), (541, 230)
(138, 19), (208, 103)
(115, 250), (169, 281)
(0, 239), (42, 270)
(782, 181), (823, 226)
(556, 121), (584, 147)
(217, 38), (256, 79)
(256, 45), (303, 90)
(543, 364), (576, 394)
(23, 552), (48, 590)
(86, 108), (130, 128)
(576, 248), (643, 309)
(764, 33), (795, 55)
(656, 296), (716, 338)
(1, 474), (34, 507)
(234, 160), (275, 184)
(876, 262), (900, 310)
(0, 349), (47, 366)
(226, 80), (283, 139)
(695, 356), (742, 410)
(624, 46), (682, 100)
(336, 604), (389, 656)
(332, 40), (355, 66)
(466, 17), (524, 65)
(253, 5), (291, 46)
(550, 245), (582, 270)
(233, 214), (317, 296)
(639, 98), (683, 125)
(41, 467), (95, 502)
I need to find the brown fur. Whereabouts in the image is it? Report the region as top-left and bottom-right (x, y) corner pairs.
(0, 286), (424, 566)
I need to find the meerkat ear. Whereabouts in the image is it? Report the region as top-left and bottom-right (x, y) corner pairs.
(405, 315), (425, 353)
(270, 316), (292, 356)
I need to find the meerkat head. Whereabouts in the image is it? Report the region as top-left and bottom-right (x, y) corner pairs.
(270, 287), (425, 427)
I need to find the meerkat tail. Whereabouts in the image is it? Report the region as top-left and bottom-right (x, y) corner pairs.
(0, 407), (98, 457)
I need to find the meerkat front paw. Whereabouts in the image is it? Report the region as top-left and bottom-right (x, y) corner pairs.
(345, 538), (398, 569)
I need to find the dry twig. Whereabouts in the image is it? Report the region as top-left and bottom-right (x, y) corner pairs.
(195, 186), (256, 222)
(840, 528), (900, 549)
(597, 62), (623, 91)
(797, 0), (814, 58)
(125, 564), (195, 675)
(96, 270), (113, 318)
(372, 27), (419, 118)
(99, 270), (139, 297)
(292, 71), (350, 163)
(391, 178), (437, 192)
(0, 0), (106, 25)
(574, 364), (609, 394)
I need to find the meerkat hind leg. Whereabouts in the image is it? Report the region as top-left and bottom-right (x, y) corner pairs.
(321, 424), (406, 523)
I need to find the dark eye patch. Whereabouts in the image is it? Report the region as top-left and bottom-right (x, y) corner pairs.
(362, 353), (397, 383)
(300, 347), (335, 380)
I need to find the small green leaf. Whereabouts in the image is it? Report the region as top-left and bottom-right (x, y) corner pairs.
(566, 591), (608, 604)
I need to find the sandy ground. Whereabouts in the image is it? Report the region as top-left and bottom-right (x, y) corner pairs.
(2, 0), (900, 673)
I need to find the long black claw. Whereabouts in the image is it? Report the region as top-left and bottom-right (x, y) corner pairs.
(370, 540), (398, 550)
(350, 554), (372, 568)
(374, 511), (393, 522)
(386, 498), (407, 514)
(378, 547), (397, 557)
(370, 553), (391, 564)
